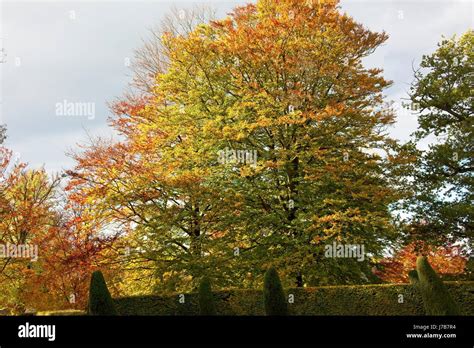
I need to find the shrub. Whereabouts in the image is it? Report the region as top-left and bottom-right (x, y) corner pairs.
(263, 267), (288, 316)
(199, 277), (217, 315)
(408, 269), (419, 286)
(88, 270), (118, 315)
(416, 256), (460, 315)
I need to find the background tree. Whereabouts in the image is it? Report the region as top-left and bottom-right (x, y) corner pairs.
(407, 30), (473, 244)
(130, 5), (215, 94)
(26, 201), (121, 312)
(0, 140), (118, 312)
(0, 148), (61, 312)
(0, 125), (6, 144)
(374, 240), (467, 283)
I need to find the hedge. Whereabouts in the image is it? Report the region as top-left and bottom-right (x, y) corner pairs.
(114, 281), (474, 316)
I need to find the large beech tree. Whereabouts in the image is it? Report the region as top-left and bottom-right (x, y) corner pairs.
(69, 0), (411, 291)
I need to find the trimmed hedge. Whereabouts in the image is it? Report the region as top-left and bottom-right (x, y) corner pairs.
(114, 281), (474, 316)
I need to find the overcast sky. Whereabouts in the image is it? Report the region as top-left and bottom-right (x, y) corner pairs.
(1, 0), (472, 174)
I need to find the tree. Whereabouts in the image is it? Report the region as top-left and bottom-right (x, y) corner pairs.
(374, 241), (467, 283)
(69, 0), (411, 293)
(0, 148), (62, 313)
(88, 270), (118, 315)
(151, 0), (410, 287)
(66, 131), (239, 294)
(130, 5), (215, 94)
(0, 125), (6, 144)
(198, 276), (217, 315)
(26, 202), (121, 312)
(407, 30), (473, 243)
(416, 256), (460, 315)
(263, 267), (288, 316)
(0, 141), (119, 312)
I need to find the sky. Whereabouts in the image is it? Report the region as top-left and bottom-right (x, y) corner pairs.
(0, 0), (473, 175)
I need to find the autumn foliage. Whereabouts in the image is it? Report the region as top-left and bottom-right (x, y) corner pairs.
(0, 145), (119, 313)
(374, 242), (467, 283)
(0, 0), (471, 313)
(65, 0), (414, 293)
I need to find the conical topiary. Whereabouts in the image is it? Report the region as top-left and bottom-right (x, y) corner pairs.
(198, 276), (217, 315)
(88, 270), (118, 315)
(263, 267), (288, 316)
(408, 269), (419, 286)
(416, 256), (460, 315)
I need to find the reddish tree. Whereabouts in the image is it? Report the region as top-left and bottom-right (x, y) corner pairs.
(374, 241), (467, 283)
